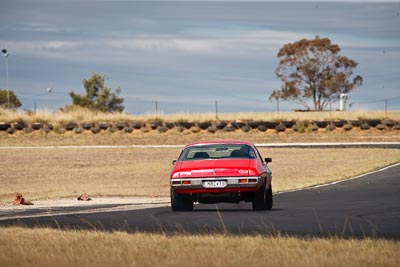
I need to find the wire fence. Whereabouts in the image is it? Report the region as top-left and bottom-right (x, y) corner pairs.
(349, 96), (400, 113)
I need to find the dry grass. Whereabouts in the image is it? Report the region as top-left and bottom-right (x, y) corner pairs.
(0, 147), (399, 204)
(0, 227), (399, 267)
(1, 126), (400, 147)
(260, 148), (400, 191)
(1, 107), (399, 124)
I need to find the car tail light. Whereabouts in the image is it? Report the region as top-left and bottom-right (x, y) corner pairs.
(182, 180), (191, 185)
(238, 179), (248, 184)
(248, 178), (257, 183)
(172, 180), (181, 185)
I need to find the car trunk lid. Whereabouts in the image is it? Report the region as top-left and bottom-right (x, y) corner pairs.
(175, 159), (254, 178)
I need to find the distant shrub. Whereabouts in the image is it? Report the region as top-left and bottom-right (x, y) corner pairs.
(108, 126), (117, 133)
(326, 124), (336, 132)
(24, 127), (33, 134)
(275, 123), (286, 132)
(124, 126), (133, 133)
(176, 126), (185, 133)
(382, 120), (396, 127)
(190, 126), (201, 133)
(141, 127), (151, 133)
(7, 127), (16, 134)
(309, 124), (319, 132)
(223, 125), (235, 132)
(207, 126), (218, 133)
(343, 124), (353, 131)
(74, 126), (84, 134)
(42, 126), (52, 134)
(91, 126), (101, 134)
(360, 123), (370, 130)
(157, 126), (168, 133)
(376, 124), (386, 131)
(292, 124), (304, 133)
(241, 125), (251, 132)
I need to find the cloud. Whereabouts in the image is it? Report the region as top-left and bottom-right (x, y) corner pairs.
(108, 29), (307, 55)
(4, 26), (395, 65)
(0, 29), (304, 65)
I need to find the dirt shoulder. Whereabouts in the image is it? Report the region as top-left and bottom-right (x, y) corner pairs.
(0, 196), (170, 220)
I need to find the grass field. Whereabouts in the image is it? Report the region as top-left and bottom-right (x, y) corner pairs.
(0, 147), (399, 204)
(0, 227), (399, 267)
(1, 126), (400, 147)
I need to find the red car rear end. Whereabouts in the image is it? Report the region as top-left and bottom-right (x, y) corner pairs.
(170, 140), (273, 211)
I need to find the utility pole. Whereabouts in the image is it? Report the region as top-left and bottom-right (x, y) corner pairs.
(276, 97), (280, 114)
(385, 98), (388, 118)
(155, 101), (158, 119)
(1, 49), (9, 108)
(215, 100), (219, 120)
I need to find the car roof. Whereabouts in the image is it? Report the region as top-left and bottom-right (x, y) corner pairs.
(183, 140), (254, 149)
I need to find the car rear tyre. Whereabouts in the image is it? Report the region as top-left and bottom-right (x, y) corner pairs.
(252, 183), (273, 211)
(252, 183), (266, 210)
(170, 188), (193, 211)
(265, 185), (273, 210)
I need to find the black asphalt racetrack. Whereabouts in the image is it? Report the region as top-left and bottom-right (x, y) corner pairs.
(1, 164), (400, 239)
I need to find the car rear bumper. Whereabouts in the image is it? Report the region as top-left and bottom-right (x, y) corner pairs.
(170, 176), (261, 191)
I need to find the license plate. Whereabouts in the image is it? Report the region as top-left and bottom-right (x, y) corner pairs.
(202, 180), (227, 188)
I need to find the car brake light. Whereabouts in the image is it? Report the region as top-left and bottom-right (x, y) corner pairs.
(238, 179), (248, 184)
(182, 180), (191, 185)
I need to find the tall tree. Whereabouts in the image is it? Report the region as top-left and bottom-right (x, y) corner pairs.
(69, 73), (124, 112)
(0, 89), (21, 109)
(273, 36), (363, 111)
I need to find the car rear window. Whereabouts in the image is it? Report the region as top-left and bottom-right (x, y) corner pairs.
(179, 144), (256, 161)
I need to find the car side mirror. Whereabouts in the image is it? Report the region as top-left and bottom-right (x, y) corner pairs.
(172, 160), (177, 165)
(265, 157), (272, 164)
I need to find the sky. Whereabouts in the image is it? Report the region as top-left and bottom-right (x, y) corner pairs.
(0, 0), (399, 114)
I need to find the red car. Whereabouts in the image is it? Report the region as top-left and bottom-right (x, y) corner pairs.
(170, 140), (273, 211)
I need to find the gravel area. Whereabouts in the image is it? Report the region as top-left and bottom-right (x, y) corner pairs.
(0, 197), (170, 220)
